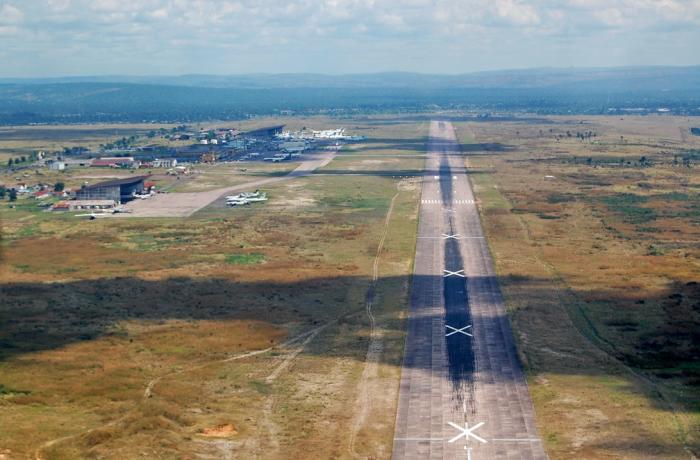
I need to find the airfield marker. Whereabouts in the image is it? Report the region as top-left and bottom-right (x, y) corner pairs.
(443, 269), (465, 278)
(446, 325), (472, 337)
(447, 421), (487, 444)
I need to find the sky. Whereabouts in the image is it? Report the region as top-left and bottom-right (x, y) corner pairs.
(1, 0), (700, 77)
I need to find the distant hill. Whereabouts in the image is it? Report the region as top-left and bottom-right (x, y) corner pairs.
(1, 66), (699, 124)
(3, 66), (700, 90)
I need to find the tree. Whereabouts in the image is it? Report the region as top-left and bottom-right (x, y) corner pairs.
(0, 186), (6, 199)
(54, 182), (65, 192)
(20, 155), (26, 163)
(9, 188), (17, 201)
(7, 158), (13, 167)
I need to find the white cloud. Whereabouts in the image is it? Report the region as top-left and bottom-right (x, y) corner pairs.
(494, 0), (540, 26)
(0, 3), (24, 24)
(0, 0), (699, 75)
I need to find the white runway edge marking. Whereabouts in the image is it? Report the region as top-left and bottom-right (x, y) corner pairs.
(445, 324), (473, 337)
(443, 269), (465, 278)
(447, 421), (488, 444)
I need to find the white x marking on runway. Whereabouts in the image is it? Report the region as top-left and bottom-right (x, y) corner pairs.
(447, 421), (487, 444)
(446, 324), (472, 337)
(443, 269), (465, 278)
(441, 233), (460, 240)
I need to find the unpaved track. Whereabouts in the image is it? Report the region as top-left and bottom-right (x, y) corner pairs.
(123, 152), (335, 217)
(348, 191), (400, 457)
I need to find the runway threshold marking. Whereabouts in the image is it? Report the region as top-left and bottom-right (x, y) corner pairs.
(445, 324), (473, 337)
(447, 421), (487, 444)
(443, 269), (465, 278)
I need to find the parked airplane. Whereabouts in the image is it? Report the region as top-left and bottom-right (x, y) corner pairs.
(75, 212), (111, 220)
(226, 190), (268, 206)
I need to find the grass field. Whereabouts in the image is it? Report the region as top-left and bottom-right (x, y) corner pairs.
(3, 114), (698, 459)
(454, 116), (700, 459)
(0, 117), (426, 459)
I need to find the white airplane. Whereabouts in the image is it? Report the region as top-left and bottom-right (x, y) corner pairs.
(226, 190), (263, 200)
(75, 212), (111, 220)
(226, 198), (251, 207)
(226, 191), (268, 206)
(113, 206), (132, 214)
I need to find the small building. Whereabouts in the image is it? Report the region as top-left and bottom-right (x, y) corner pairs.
(75, 176), (146, 203)
(152, 158), (177, 168)
(47, 160), (66, 171)
(63, 158), (92, 168)
(52, 200), (116, 211)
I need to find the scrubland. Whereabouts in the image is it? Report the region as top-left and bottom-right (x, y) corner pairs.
(454, 116), (700, 459)
(0, 118), (425, 459)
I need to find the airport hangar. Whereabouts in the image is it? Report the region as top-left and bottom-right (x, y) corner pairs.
(75, 176), (147, 204)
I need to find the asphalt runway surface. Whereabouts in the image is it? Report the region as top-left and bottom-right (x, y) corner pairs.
(392, 121), (546, 459)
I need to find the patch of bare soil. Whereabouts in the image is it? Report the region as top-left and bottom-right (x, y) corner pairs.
(200, 424), (238, 438)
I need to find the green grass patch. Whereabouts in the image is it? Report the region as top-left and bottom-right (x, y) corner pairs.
(225, 253), (265, 265)
(600, 193), (657, 224)
(0, 383), (30, 396)
(249, 380), (272, 395)
(320, 195), (387, 210)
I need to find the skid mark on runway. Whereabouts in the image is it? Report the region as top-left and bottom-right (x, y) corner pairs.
(444, 233), (475, 413)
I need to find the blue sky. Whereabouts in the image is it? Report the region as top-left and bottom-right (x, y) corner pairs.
(1, 0), (699, 77)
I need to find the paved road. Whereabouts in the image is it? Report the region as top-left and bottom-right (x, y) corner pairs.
(392, 121), (546, 459)
(122, 152), (335, 217)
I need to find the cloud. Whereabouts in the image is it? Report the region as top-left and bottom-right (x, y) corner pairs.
(0, 3), (24, 24)
(0, 0), (699, 76)
(494, 0), (540, 26)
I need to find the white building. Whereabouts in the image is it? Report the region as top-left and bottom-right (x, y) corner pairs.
(47, 160), (66, 171)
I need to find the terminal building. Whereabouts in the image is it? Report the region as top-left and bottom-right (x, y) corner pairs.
(75, 176), (146, 203)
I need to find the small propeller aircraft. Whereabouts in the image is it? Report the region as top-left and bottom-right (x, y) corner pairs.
(74, 212), (111, 220)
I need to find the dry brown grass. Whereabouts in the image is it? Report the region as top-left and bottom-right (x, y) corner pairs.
(454, 115), (700, 459)
(0, 118), (424, 459)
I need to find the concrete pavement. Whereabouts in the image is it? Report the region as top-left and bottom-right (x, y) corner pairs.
(392, 121), (546, 460)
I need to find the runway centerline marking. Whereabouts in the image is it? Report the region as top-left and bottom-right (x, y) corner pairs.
(447, 421), (487, 444)
(443, 269), (465, 278)
(446, 324), (472, 337)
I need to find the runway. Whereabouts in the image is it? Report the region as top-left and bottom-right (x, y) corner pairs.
(392, 121), (546, 459)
